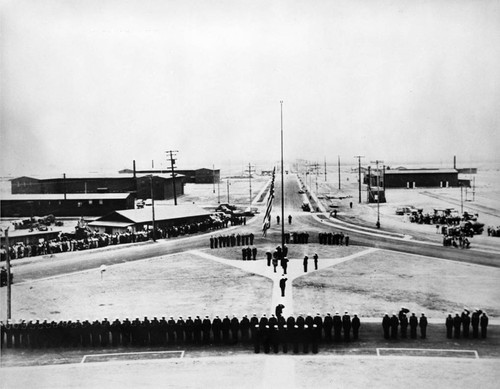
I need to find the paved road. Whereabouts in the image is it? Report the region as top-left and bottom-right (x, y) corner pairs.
(9, 174), (500, 283)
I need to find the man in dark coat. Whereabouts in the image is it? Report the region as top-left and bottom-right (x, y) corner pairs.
(351, 314), (360, 340)
(275, 304), (285, 319)
(252, 246), (257, 260)
(333, 312), (342, 342)
(266, 251), (272, 266)
(185, 316), (194, 343)
(323, 313), (333, 341)
(175, 317), (185, 343)
(398, 307), (410, 322)
(193, 316), (202, 344)
(240, 315), (250, 341)
(453, 313), (461, 339)
(480, 312), (489, 338)
(419, 313), (428, 339)
(471, 309), (482, 338)
(342, 311), (351, 342)
(280, 257), (289, 275)
(303, 256), (308, 272)
(409, 313), (418, 339)
(212, 316), (222, 343)
(400, 313), (408, 339)
(390, 313), (399, 339)
(202, 316), (211, 344)
(313, 253), (318, 270)
(222, 315), (231, 343)
(279, 277), (288, 297)
(445, 314), (453, 339)
(313, 314), (323, 340)
(242, 247), (247, 261)
(246, 247), (252, 262)
(288, 215), (292, 224)
(462, 309), (471, 338)
(230, 316), (240, 343)
(382, 313), (391, 339)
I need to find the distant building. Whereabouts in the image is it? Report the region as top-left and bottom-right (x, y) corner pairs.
(88, 204), (212, 234)
(10, 173), (184, 200)
(365, 168), (460, 189)
(0, 193), (134, 217)
(119, 167), (220, 184)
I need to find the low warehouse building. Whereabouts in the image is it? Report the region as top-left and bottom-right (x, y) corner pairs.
(365, 168), (460, 189)
(0, 193), (134, 217)
(88, 204), (213, 234)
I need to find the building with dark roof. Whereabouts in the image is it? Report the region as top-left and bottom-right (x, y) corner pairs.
(0, 193), (135, 217)
(10, 173), (184, 200)
(119, 167), (220, 184)
(88, 204), (212, 234)
(365, 168), (460, 189)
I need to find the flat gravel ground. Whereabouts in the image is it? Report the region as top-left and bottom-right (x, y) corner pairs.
(293, 249), (500, 317)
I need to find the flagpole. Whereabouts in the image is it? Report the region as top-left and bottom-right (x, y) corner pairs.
(280, 100), (285, 252)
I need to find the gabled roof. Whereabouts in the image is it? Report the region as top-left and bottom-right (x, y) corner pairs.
(94, 204), (212, 224)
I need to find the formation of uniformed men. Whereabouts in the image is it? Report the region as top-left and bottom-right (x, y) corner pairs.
(290, 232), (309, 244)
(382, 308), (427, 339)
(209, 233), (254, 249)
(445, 309), (488, 339)
(1, 312), (363, 350)
(241, 246), (257, 261)
(318, 231), (349, 246)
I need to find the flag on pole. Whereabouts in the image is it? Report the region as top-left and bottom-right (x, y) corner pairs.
(262, 167), (276, 236)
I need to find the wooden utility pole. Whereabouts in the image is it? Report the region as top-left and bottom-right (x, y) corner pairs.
(245, 163), (255, 206)
(166, 150), (178, 205)
(338, 155), (341, 190)
(5, 228), (12, 319)
(150, 175), (156, 241)
(280, 100), (285, 252)
(354, 155), (365, 203)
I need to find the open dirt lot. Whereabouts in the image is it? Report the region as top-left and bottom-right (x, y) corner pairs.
(293, 248), (500, 318)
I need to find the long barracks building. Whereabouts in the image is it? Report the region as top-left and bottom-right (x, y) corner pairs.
(366, 168), (463, 189)
(10, 173), (184, 200)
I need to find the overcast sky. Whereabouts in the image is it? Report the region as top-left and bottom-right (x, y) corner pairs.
(1, 0), (499, 176)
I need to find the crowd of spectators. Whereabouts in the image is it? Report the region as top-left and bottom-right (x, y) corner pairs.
(487, 226), (500, 237)
(1, 217), (230, 262)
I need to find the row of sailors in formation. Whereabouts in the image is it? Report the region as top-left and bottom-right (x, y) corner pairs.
(382, 308), (490, 340)
(209, 233), (255, 248)
(445, 309), (489, 339)
(0, 312), (362, 349)
(318, 231), (350, 246)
